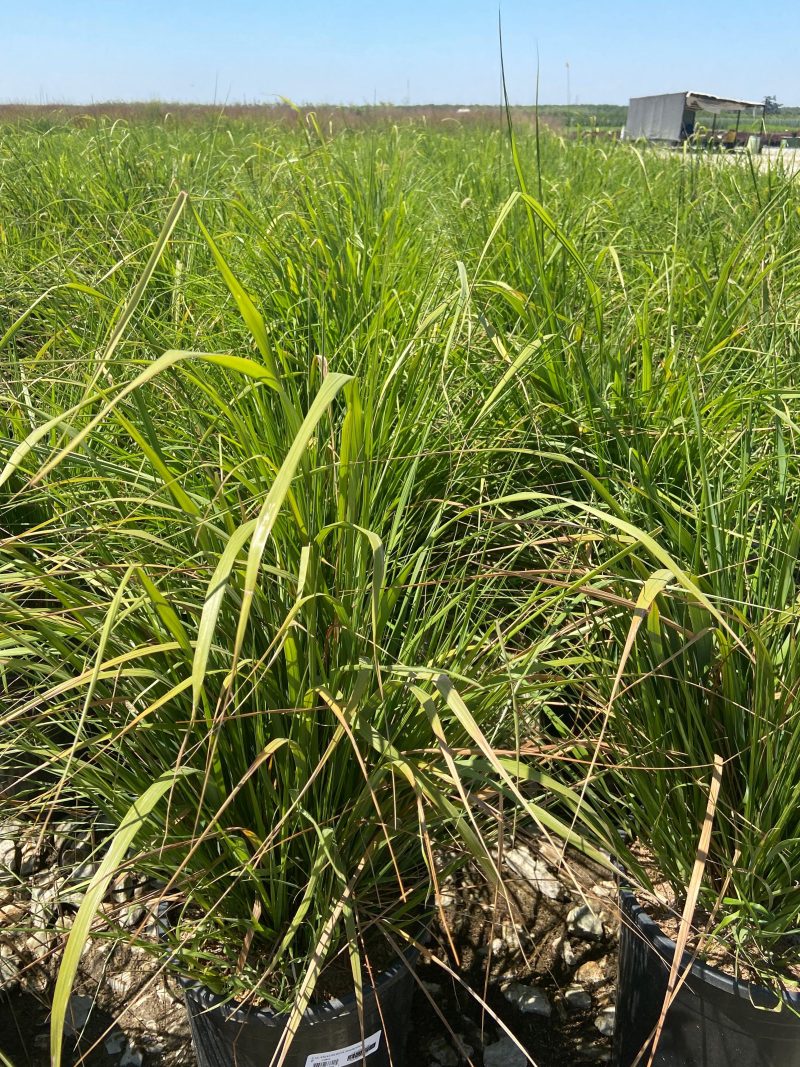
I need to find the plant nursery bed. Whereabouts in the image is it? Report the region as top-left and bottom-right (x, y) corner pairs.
(0, 835), (617, 1066)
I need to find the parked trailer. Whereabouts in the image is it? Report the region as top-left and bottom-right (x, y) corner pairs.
(623, 91), (764, 143)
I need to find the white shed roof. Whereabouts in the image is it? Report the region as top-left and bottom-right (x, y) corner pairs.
(685, 92), (763, 112)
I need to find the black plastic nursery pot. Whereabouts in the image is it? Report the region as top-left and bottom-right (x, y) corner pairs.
(181, 943), (418, 1067)
(613, 890), (800, 1067)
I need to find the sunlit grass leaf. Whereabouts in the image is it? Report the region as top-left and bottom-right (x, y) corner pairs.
(51, 771), (193, 1067)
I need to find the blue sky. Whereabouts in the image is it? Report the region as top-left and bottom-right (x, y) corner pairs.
(2, 1), (797, 106)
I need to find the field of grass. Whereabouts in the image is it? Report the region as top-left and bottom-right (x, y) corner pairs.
(2, 99), (796, 138)
(2, 109), (800, 1012)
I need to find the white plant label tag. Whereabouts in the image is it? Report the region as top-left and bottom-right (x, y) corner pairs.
(304, 1029), (382, 1067)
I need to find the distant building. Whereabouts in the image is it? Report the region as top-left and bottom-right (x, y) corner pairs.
(623, 91), (763, 142)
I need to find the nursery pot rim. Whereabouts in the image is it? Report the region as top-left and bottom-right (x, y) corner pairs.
(178, 932), (423, 1028)
(620, 888), (800, 1012)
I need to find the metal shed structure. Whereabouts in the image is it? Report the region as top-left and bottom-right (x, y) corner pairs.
(623, 91), (763, 142)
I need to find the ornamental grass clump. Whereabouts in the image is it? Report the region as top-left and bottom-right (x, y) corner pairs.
(0, 191), (614, 1065)
(585, 419), (800, 993)
(442, 124), (800, 992)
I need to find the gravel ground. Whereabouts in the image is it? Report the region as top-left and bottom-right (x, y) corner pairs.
(0, 823), (619, 1066)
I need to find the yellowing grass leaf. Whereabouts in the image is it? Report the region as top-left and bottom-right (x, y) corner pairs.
(434, 675), (609, 864)
(269, 854), (369, 1067)
(611, 568), (674, 706)
(475, 337), (548, 425)
(51, 770), (192, 1067)
(639, 755), (724, 1067)
(452, 492), (745, 650)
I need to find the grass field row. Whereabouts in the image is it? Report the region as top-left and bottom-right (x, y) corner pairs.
(1, 116), (799, 1009)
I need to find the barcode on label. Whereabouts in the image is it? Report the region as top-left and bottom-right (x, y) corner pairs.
(304, 1030), (382, 1067)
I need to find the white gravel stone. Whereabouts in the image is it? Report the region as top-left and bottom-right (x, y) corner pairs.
(108, 973), (136, 999)
(19, 839), (42, 877)
(594, 1006), (616, 1037)
(140, 1037), (165, 1054)
(0, 836), (18, 872)
(502, 981), (552, 1017)
(27, 894), (52, 934)
(57, 827), (94, 870)
(31, 871), (62, 907)
(567, 904), (604, 941)
(500, 921), (523, 952)
(110, 871), (141, 905)
(122, 904), (147, 929)
(505, 846), (564, 900)
(104, 1032), (128, 1055)
(53, 820), (78, 853)
(590, 880), (616, 899)
(564, 985), (593, 1011)
(483, 1035), (527, 1067)
(64, 994), (94, 1036)
(59, 885), (86, 908)
(0, 903), (25, 926)
(562, 939), (578, 967)
(119, 1042), (144, 1067)
(24, 930), (54, 958)
(73, 860), (100, 884)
